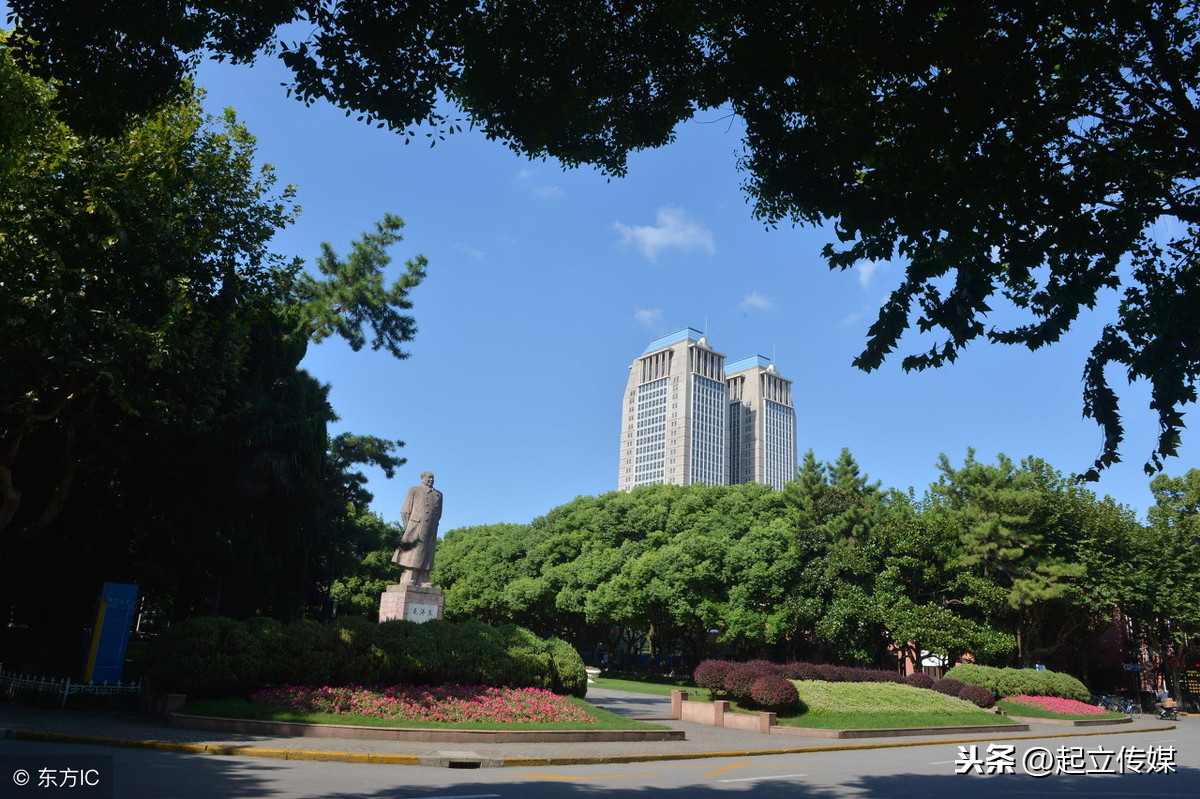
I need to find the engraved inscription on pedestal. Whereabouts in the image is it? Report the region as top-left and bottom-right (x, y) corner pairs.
(406, 603), (439, 622)
(379, 582), (444, 623)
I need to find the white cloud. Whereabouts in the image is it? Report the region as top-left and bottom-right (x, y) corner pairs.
(739, 291), (775, 312)
(634, 308), (665, 329)
(456, 242), (485, 261)
(517, 168), (562, 199)
(856, 260), (884, 288)
(613, 206), (715, 261)
(841, 306), (869, 327)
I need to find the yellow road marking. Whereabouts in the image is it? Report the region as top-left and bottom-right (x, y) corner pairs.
(705, 758), (751, 777)
(506, 773), (663, 781)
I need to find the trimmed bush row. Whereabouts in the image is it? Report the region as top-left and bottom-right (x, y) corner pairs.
(144, 616), (587, 700)
(694, 659), (799, 709)
(943, 664), (1089, 703)
(933, 678), (965, 696)
(692, 660), (998, 708)
(781, 662), (908, 683)
(749, 674), (801, 709)
(958, 684), (998, 708)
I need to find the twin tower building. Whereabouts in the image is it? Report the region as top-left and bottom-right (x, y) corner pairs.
(619, 328), (798, 492)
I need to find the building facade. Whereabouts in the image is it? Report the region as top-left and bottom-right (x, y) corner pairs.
(619, 329), (797, 491)
(726, 355), (797, 490)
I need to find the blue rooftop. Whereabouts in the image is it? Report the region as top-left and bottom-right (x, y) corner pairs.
(726, 355), (773, 374)
(642, 327), (706, 354)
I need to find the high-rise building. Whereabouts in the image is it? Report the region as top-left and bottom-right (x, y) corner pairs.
(726, 355), (797, 490)
(618, 328), (797, 491)
(618, 328), (727, 492)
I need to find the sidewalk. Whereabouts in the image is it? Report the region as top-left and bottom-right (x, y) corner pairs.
(0, 688), (1177, 768)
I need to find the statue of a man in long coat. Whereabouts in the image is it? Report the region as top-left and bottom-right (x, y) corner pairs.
(392, 471), (443, 586)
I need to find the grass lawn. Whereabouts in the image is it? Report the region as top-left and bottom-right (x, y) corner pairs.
(182, 696), (666, 731)
(591, 675), (1017, 729)
(588, 676), (691, 696)
(994, 698), (1125, 721)
(773, 681), (1019, 730)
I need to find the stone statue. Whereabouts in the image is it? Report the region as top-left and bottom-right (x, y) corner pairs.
(391, 471), (443, 586)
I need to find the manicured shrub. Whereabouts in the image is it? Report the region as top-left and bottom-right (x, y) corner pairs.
(905, 672), (935, 690)
(238, 616), (289, 681)
(280, 619), (339, 686)
(329, 616), (385, 685)
(852, 667), (902, 683)
(959, 684), (996, 708)
(942, 663), (987, 688)
(694, 660), (735, 693)
(993, 668), (1031, 699)
(724, 662), (775, 700)
(749, 674), (800, 710)
(546, 637), (588, 698)
(144, 615), (584, 698)
(933, 678), (965, 697)
(814, 664), (846, 682)
(820, 665), (899, 683)
(1042, 671), (1089, 702)
(143, 616), (245, 699)
(944, 664), (1089, 702)
(744, 659), (782, 676)
(782, 661), (820, 681)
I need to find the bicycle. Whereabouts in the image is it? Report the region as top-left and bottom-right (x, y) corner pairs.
(1107, 696), (1143, 715)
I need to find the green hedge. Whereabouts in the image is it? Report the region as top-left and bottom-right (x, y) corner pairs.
(144, 616), (587, 700)
(943, 664), (1088, 702)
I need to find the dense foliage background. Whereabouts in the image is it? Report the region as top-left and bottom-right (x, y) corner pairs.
(0, 42), (421, 669)
(143, 616), (586, 699)
(428, 451), (1200, 691)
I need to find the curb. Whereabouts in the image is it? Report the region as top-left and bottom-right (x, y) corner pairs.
(11, 722), (1175, 768)
(497, 722), (1179, 767)
(11, 730), (421, 765)
(1004, 714), (1132, 727)
(169, 712), (683, 743)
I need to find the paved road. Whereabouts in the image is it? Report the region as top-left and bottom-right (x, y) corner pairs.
(1, 687), (1194, 798)
(583, 686), (676, 719)
(2, 725), (1195, 798)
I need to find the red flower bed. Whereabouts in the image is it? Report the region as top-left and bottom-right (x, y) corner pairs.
(1002, 694), (1107, 716)
(250, 684), (597, 724)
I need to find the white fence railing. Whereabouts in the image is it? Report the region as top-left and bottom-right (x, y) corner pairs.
(0, 664), (141, 707)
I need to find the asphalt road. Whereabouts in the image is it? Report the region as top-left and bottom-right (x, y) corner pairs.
(2, 723), (1196, 799)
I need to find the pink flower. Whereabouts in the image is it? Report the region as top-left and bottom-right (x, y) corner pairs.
(251, 684), (594, 724)
(1002, 694), (1107, 716)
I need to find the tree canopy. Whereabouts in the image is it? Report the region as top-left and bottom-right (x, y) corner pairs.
(0, 44), (427, 663)
(6, 1), (1199, 475)
(426, 449), (1184, 682)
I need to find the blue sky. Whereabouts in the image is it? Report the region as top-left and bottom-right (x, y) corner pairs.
(171, 55), (1189, 533)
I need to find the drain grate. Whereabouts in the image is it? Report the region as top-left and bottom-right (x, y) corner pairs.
(422, 750), (501, 769)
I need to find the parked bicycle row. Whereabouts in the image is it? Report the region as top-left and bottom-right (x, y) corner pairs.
(1092, 691), (1197, 720)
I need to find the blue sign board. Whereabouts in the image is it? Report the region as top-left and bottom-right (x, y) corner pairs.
(84, 583), (139, 684)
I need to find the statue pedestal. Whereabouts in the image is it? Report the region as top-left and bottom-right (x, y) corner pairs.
(379, 582), (444, 623)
